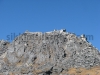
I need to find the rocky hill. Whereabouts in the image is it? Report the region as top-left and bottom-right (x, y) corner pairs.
(0, 29), (100, 75)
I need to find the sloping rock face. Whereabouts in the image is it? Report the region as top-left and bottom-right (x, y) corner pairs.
(0, 30), (100, 75)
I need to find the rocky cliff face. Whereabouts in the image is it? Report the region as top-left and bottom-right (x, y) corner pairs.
(0, 30), (100, 75)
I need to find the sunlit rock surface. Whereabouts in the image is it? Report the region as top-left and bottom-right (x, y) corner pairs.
(0, 29), (100, 75)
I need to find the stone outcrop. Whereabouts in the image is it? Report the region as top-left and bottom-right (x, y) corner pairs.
(0, 29), (100, 75)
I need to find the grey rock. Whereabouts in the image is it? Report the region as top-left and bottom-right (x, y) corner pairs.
(0, 29), (100, 75)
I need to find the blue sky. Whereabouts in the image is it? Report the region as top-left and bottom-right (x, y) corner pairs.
(0, 0), (100, 50)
